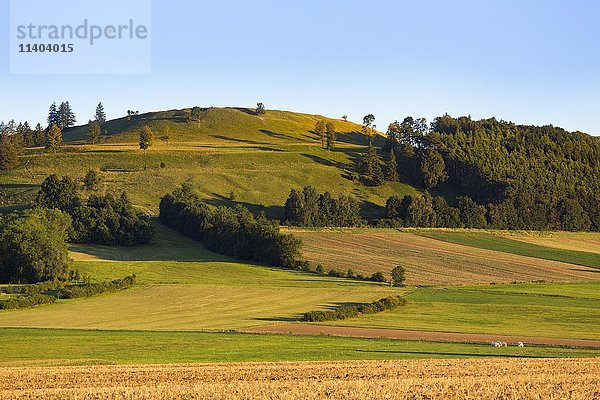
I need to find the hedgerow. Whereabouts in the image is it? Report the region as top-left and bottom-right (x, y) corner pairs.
(301, 296), (406, 322)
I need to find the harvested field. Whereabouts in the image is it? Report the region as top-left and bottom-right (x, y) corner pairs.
(242, 324), (600, 348)
(0, 358), (598, 399)
(291, 229), (598, 285)
(507, 232), (600, 254)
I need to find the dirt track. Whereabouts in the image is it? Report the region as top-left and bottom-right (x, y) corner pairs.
(241, 324), (600, 348)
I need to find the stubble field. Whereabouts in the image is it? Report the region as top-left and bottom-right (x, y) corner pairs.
(0, 358), (598, 399)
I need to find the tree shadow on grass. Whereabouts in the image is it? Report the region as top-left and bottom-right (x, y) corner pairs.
(210, 135), (269, 145)
(205, 193), (285, 220)
(260, 129), (296, 141)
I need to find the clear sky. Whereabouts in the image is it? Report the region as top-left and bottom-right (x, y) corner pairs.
(1, 0), (599, 135)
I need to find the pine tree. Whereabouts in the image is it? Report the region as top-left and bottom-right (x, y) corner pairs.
(58, 102), (76, 129)
(33, 123), (45, 146)
(386, 148), (399, 182)
(47, 103), (60, 127)
(95, 102), (106, 123)
(87, 120), (101, 144)
(21, 121), (33, 147)
(360, 143), (384, 186)
(0, 132), (18, 170)
(46, 123), (62, 151)
(325, 122), (336, 151)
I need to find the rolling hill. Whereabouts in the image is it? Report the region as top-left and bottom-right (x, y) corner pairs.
(0, 107), (420, 217)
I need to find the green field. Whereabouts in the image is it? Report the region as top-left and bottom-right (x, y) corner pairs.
(0, 328), (597, 366)
(419, 230), (600, 270)
(0, 225), (397, 330)
(0, 107), (419, 217)
(1, 107), (599, 365)
(329, 282), (600, 340)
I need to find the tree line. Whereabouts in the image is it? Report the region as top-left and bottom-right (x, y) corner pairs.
(36, 174), (154, 246)
(284, 186), (362, 227)
(159, 183), (301, 268)
(382, 115), (599, 231)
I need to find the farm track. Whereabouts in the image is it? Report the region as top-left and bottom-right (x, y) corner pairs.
(0, 358), (597, 399)
(241, 324), (600, 348)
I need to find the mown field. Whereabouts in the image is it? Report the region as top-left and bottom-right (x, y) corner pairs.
(419, 230), (600, 270)
(0, 226), (397, 330)
(327, 281), (600, 340)
(0, 358), (598, 399)
(0, 328), (597, 366)
(291, 228), (600, 284)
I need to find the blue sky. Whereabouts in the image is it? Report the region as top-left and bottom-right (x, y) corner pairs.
(1, 0), (599, 135)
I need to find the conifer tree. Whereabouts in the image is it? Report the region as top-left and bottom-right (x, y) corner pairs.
(0, 132), (18, 170)
(58, 101), (76, 129)
(386, 148), (399, 181)
(95, 102), (106, 123)
(87, 120), (101, 144)
(46, 123), (62, 151)
(47, 103), (60, 127)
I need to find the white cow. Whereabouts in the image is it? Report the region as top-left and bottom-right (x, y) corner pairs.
(518, 342), (524, 347)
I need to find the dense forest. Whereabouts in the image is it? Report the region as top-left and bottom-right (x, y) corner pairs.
(385, 115), (600, 231)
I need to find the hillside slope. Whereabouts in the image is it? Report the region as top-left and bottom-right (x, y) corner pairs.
(1, 107), (419, 216)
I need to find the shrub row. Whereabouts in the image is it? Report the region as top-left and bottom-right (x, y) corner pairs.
(301, 296), (406, 322)
(0, 275), (136, 310)
(0, 293), (56, 310)
(60, 275), (136, 299)
(295, 260), (386, 283)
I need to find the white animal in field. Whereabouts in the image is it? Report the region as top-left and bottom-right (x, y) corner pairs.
(502, 342), (507, 347)
(518, 342), (524, 347)
(491, 341), (502, 347)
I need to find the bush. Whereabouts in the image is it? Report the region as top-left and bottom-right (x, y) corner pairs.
(370, 271), (386, 282)
(301, 296), (406, 322)
(60, 275), (136, 299)
(0, 275), (136, 310)
(83, 169), (102, 191)
(0, 293), (56, 310)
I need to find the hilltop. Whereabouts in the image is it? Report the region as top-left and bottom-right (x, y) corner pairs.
(0, 107), (420, 216)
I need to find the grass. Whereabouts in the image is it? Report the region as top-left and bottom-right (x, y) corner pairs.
(0, 328), (596, 366)
(1, 108), (419, 217)
(419, 230), (600, 270)
(290, 228), (599, 285)
(328, 282), (600, 340)
(0, 225), (397, 330)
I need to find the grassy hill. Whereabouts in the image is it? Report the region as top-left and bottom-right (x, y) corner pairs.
(1, 107), (420, 217)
